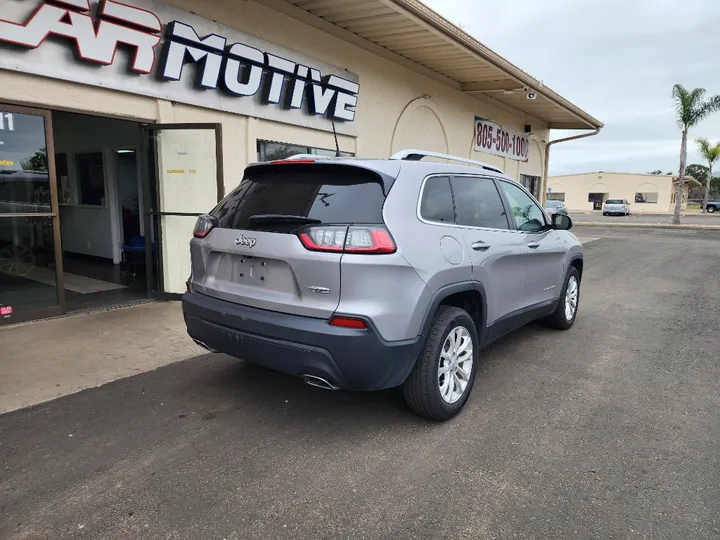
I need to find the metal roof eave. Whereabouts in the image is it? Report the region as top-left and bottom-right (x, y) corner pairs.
(256, 0), (603, 131)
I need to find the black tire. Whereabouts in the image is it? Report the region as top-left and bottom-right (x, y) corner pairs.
(545, 267), (581, 330)
(403, 306), (478, 421)
(602, 212), (607, 216)
(707, 205), (716, 213)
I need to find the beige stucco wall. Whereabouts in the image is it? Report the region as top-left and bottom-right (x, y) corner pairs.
(549, 172), (690, 213)
(0, 0), (550, 293)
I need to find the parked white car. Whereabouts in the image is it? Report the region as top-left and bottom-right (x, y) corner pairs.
(602, 199), (630, 216)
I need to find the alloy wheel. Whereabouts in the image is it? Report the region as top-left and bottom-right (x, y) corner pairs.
(438, 326), (474, 404)
(565, 276), (579, 321)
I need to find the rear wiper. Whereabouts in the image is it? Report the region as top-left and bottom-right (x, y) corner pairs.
(248, 214), (322, 225)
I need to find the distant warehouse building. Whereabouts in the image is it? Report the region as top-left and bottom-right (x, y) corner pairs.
(548, 172), (700, 213)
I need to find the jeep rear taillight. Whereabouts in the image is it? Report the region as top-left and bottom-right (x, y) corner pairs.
(297, 225), (396, 254)
(297, 226), (347, 252)
(193, 214), (218, 239)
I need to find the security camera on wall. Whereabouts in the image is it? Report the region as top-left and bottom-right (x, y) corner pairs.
(526, 91), (537, 100)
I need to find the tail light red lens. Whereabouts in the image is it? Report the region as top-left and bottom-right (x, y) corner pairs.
(297, 226), (347, 252)
(297, 225), (396, 254)
(193, 215), (218, 238)
(270, 159), (315, 165)
(330, 316), (368, 330)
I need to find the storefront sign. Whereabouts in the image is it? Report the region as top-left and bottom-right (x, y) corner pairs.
(0, 0), (360, 134)
(474, 117), (529, 162)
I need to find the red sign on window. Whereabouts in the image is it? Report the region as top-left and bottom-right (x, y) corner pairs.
(0, 306), (13, 316)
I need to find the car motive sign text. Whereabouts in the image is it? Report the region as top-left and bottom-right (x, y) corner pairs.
(473, 117), (529, 162)
(0, 0), (360, 132)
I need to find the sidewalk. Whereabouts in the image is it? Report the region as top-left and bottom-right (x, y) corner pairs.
(0, 302), (204, 414)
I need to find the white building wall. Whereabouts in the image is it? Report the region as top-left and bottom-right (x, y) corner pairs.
(549, 172), (687, 213)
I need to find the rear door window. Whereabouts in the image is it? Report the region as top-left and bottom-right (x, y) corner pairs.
(211, 165), (387, 232)
(451, 176), (509, 230)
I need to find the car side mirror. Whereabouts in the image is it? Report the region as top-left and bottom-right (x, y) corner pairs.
(552, 213), (572, 230)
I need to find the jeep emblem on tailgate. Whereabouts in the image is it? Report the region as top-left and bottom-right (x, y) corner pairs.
(235, 235), (257, 248)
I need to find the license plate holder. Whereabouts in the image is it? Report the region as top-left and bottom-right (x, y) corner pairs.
(234, 256), (267, 286)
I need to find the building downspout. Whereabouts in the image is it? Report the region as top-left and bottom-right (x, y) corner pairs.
(542, 128), (601, 205)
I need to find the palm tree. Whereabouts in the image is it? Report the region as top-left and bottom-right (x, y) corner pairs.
(695, 138), (720, 212)
(671, 85), (720, 224)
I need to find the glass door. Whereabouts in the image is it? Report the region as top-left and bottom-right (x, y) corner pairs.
(0, 105), (64, 325)
(141, 124), (223, 297)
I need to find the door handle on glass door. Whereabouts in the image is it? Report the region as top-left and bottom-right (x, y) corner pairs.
(472, 241), (491, 251)
(528, 242), (540, 249)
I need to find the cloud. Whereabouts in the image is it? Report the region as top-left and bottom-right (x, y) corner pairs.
(424, 0), (720, 175)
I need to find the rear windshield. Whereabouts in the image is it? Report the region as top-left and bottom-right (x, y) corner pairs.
(605, 199), (624, 204)
(545, 200), (561, 207)
(211, 165), (387, 232)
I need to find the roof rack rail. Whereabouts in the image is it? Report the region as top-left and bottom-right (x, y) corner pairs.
(390, 149), (504, 174)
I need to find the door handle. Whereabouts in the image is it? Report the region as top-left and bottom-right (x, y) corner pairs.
(528, 242), (541, 249)
(472, 241), (491, 251)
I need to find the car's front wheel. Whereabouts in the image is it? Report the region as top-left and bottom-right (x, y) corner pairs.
(545, 267), (581, 330)
(404, 306), (478, 421)
(707, 205), (716, 213)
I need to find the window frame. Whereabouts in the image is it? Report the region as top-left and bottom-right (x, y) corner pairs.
(416, 173), (514, 232)
(496, 179), (550, 234)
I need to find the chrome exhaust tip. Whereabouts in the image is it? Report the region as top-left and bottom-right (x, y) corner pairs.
(302, 374), (340, 391)
(193, 338), (218, 353)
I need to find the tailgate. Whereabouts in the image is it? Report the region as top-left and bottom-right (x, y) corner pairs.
(191, 227), (342, 318)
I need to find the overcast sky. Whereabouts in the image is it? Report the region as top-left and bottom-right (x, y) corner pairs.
(424, 0), (720, 175)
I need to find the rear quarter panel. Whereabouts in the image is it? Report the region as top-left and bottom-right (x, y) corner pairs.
(379, 169), (473, 341)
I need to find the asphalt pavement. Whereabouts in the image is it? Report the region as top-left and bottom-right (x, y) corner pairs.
(1, 227), (719, 540)
(570, 212), (720, 225)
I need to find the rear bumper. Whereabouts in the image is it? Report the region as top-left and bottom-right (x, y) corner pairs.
(182, 292), (422, 391)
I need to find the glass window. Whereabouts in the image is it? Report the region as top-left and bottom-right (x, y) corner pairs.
(0, 215), (59, 315)
(498, 180), (547, 232)
(451, 176), (508, 229)
(212, 165), (386, 233)
(635, 192), (658, 203)
(420, 176), (455, 223)
(547, 192), (565, 201)
(0, 110), (52, 214)
(257, 140), (354, 162)
(77, 152), (105, 206)
(606, 199), (625, 204)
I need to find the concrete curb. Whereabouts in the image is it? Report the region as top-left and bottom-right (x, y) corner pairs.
(575, 222), (720, 230)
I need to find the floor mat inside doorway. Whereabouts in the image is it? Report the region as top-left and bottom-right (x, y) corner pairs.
(11, 267), (128, 295)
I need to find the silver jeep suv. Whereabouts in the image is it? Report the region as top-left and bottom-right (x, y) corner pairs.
(183, 150), (584, 420)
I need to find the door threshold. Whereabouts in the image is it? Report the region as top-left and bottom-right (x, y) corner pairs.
(2, 299), (157, 329)
(66, 298), (156, 316)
